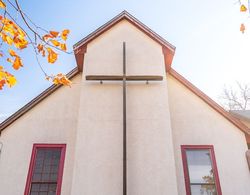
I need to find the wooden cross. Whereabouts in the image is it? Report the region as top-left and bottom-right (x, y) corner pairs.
(86, 42), (163, 195)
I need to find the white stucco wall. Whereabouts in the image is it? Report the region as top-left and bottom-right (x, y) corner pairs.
(70, 20), (178, 195)
(167, 75), (250, 195)
(0, 74), (81, 195)
(2, 17), (249, 195)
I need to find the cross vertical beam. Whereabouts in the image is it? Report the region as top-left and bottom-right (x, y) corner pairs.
(85, 42), (163, 195)
(122, 42), (127, 195)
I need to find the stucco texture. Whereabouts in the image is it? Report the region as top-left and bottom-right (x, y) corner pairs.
(70, 20), (178, 195)
(168, 75), (250, 195)
(0, 75), (81, 195)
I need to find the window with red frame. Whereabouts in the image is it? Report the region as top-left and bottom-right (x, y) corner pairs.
(24, 144), (66, 195)
(181, 145), (222, 195)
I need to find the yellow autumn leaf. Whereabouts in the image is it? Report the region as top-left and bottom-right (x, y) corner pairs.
(53, 77), (59, 85)
(240, 4), (247, 12)
(51, 40), (60, 47)
(12, 56), (23, 70)
(0, 79), (5, 90)
(60, 43), (67, 51)
(52, 73), (71, 86)
(7, 58), (13, 63)
(0, 68), (5, 80)
(6, 74), (17, 87)
(60, 76), (71, 86)
(1, 33), (13, 45)
(61, 29), (70, 41)
(6, 35), (13, 45)
(50, 31), (59, 38)
(19, 39), (28, 49)
(0, 70), (17, 89)
(0, 0), (6, 9)
(9, 49), (17, 57)
(47, 47), (58, 63)
(13, 37), (28, 49)
(3, 24), (15, 36)
(37, 44), (44, 53)
(43, 34), (53, 41)
(17, 27), (26, 38)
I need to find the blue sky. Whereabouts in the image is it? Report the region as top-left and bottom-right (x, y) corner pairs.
(0, 0), (249, 121)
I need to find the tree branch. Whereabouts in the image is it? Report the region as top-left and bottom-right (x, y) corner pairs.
(14, 0), (72, 54)
(220, 82), (250, 110)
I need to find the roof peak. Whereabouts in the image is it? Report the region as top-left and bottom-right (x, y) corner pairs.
(73, 10), (175, 50)
(73, 10), (175, 72)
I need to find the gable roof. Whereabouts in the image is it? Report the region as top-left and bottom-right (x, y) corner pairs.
(73, 10), (176, 72)
(0, 68), (78, 135)
(169, 68), (250, 134)
(0, 11), (249, 136)
(230, 110), (250, 122)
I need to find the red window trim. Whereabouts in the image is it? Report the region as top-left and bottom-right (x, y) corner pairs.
(181, 145), (222, 195)
(24, 144), (66, 195)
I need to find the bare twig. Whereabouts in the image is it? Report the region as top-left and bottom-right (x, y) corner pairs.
(220, 82), (250, 110)
(14, 0), (72, 54)
(0, 1), (73, 89)
(4, 9), (47, 76)
(6, 0), (48, 33)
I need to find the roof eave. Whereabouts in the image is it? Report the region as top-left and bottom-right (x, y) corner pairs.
(230, 111), (250, 123)
(0, 67), (79, 135)
(168, 68), (250, 135)
(73, 11), (175, 51)
(73, 10), (176, 73)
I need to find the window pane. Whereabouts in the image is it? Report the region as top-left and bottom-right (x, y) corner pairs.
(30, 184), (40, 192)
(48, 184), (57, 195)
(42, 173), (50, 181)
(44, 165), (50, 173)
(186, 150), (215, 184)
(32, 149), (61, 182)
(36, 150), (45, 159)
(32, 173), (41, 181)
(29, 148), (62, 195)
(51, 165), (58, 174)
(190, 184), (217, 195)
(39, 192), (47, 195)
(40, 184), (49, 192)
(50, 173), (58, 181)
(34, 164), (43, 173)
(26, 145), (65, 195)
(30, 192), (39, 195)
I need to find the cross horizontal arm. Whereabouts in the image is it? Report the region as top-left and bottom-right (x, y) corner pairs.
(126, 75), (163, 81)
(86, 75), (163, 81)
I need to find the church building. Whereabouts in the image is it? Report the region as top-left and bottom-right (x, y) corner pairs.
(0, 11), (250, 195)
